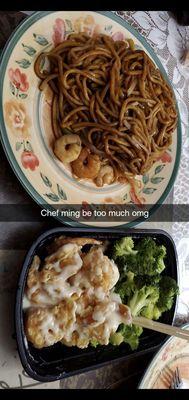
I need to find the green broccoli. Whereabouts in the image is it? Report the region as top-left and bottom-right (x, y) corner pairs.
(111, 237), (178, 351)
(115, 271), (160, 319)
(117, 324), (143, 350)
(128, 285), (159, 317)
(157, 276), (179, 314)
(115, 271), (135, 302)
(141, 300), (160, 320)
(136, 237), (166, 275)
(150, 304), (162, 320)
(109, 331), (124, 346)
(112, 237), (138, 259)
(110, 324), (143, 350)
(116, 237), (166, 276)
(90, 338), (99, 348)
(139, 276), (179, 320)
(134, 274), (161, 289)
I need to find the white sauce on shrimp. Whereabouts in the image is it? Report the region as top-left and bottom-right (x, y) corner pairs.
(24, 240), (132, 348)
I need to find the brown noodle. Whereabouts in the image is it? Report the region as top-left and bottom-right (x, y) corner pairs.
(34, 32), (177, 185)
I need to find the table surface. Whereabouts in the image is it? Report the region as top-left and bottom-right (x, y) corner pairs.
(0, 11), (189, 389)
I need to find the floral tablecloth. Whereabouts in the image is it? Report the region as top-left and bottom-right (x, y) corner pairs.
(0, 10), (189, 389)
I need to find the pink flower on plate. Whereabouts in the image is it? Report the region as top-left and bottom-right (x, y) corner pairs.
(158, 151), (172, 163)
(73, 15), (100, 36)
(21, 151), (39, 171)
(161, 348), (169, 361)
(8, 68), (29, 92)
(161, 343), (173, 361)
(129, 180), (145, 205)
(112, 32), (124, 41)
(130, 186), (145, 205)
(4, 100), (30, 138)
(52, 18), (65, 46)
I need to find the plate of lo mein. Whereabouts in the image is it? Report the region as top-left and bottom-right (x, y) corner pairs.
(0, 11), (181, 227)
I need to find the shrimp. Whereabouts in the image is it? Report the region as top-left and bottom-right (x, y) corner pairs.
(70, 246), (120, 294)
(25, 299), (76, 348)
(27, 255), (41, 289)
(71, 147), (101, 179)
(54, 133), (81, 163)
(94, 165), (114, 187)
(45, 242), (80, 263)
(47, 236), (102, 254)
(82, 246), (120, 291)
(61, 296), (132, 348)
(26, 244), (83, 305)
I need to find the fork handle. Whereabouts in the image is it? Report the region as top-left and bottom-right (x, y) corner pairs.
(133, 316), (189, 341)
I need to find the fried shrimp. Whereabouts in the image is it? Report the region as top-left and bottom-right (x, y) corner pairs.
(24, 237), (133, 350)
(45, 242), (80, 263)
(61, 295), (132, 348)
(47, 236), (102, 254)
(71, 147), (101, 179)
(70, 246), (120, 295)
(82, 246), (120, 291)
(26, 244), (83, 305)
(94, 165), (115, 187)
(54, 133), (81, 163)
(25, 299), (76, 348)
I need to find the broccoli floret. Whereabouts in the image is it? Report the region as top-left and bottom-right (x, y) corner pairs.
(134, 274), (161, 289)
(90, 338), (99, 348)
(115, 272), (160, 314)
(140, 276), (179, 320)
(115, 271), (160, 319)
(157, 276), (179, 313)
(128, 285), (159, 317)
(119, 237), (166, 276)
(118, 324), (143, 350)
(115, 271), (135, 302)
(141, 296), (160, 320)
(109, 332), (124, 346)
(112, 237), (138, 259)
(136, 237), (166, 275)
(151, 305), (162, 320)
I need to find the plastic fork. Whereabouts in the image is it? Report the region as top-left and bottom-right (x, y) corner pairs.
(169, 367), (183, 389)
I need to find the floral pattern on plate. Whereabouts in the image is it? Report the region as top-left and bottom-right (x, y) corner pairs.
(139, 325), (189, 389)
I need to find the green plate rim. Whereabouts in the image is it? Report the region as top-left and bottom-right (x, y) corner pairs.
(0, 11), (182, 229)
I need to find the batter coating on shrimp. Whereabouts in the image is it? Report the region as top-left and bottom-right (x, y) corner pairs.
(24, 236), (132, 349)
(25, 291), (131, 349)
(47, 236), (102, 254)
(26, 239), (102, 306)
(70, 246), (119, 295)
(26, 243), (83, 305)
(25, 299), (76, 348)
(61, 295), (131, 348)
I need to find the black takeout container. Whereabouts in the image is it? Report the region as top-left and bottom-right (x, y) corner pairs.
(15, 227), (179, 382)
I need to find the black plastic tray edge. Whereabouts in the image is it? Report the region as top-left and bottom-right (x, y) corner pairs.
(15, 227), (179, 383)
